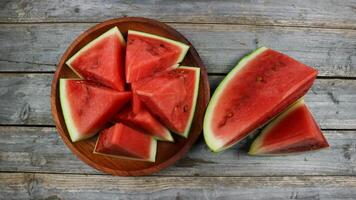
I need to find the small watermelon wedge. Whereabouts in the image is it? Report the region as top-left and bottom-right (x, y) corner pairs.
(125, 30), (189, 83)
(204, 47), (318, 152)
(249, 99), (329, 155)
(136, 66), (200, 137)
(94, 123), (157, 162)
(59, 79), (131, 142)
(66, 27), (126, 91)
(114, 106), (173, 142)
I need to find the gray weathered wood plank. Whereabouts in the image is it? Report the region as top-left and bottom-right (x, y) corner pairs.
(0, 74), (355, 128)
(1, 0), (356, 29)
(1, 173), (356, 200)
(0, 126), (355, 176)
(0, 23), (355, 76)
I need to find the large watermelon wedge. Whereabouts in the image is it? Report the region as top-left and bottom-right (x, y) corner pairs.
(94, 123), (157, 162)
(66, 27), (126, 91)
(59, 79), (131, 142)
(249, 99), (329, 155)
(204, 47), (318, 152)
(114, 106), (173, 142)
(136, 66), (200, 137)
(125, 30), (189, 83)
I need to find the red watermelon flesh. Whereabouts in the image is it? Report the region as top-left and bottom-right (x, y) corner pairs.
(125, 30), (189, 83)
(94, 123), (157, 162)
(204, 47), (318, 152)
(114, 106), (173, 142)
(59, 79), (131, 142)
(131, 82), (144, 114)
(249, 99), (329, 155)
(136, 67), (200, 137)
(66, 27), (126, 91)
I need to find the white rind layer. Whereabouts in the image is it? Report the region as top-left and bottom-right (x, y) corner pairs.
(59, 78), (88, 142)
(128, 30), (189, 63)
(66, 26), (125, 78)
(203, 47), (269, 152)
(179, 66), (200, 138)
(158, 128), (174, 142)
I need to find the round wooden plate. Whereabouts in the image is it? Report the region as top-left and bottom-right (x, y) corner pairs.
(51, 17), (210, 176)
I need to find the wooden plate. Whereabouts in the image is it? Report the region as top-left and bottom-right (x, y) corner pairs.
(51, 17), (210, 176)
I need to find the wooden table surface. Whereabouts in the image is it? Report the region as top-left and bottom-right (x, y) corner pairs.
(1, 1), (356, 199)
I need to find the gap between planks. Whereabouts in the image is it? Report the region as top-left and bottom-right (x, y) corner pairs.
(1, 21), (356, 31)
(1, 171), (356, 178)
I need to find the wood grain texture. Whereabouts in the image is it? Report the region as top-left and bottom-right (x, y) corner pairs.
(1, 74), (355, 128)
(0, 126), (355, 176)
(1, 0), (356, 29)
(0, 23), (355, 76)
(1, 173), (356, 200)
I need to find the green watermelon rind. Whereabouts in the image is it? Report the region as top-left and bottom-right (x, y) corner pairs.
(66, 26), (126, 79)
(59, 78), (97, 142)
(93, 133), (158, 162)
(179, 66), (201, 138)
(128, 30), (190, 65)
(156, 128), (174, 142)
(203, 47), (268, 152)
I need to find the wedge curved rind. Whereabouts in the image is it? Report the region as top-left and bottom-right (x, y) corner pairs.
(179, 66), (200, 138)
(59, 78), (95, 142)
(203, 47), (268, 152)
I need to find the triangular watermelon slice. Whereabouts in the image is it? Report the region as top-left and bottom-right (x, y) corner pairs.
(94, 123), (157, 162)
(66, 27), (126, 91)
(125, 30), (189, 83)
(59, 79), (131, 142)
(249, 99), (329, 155)
(114, 106), (173, 142)
(136, 66), (200, 137)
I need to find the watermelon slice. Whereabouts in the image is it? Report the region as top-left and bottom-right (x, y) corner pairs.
(125, 30), (189, 83)
(114, 106), (173, 142)
(66, 27), (126, 91)
(204, 47), (318, 152)
(59, 79), (131, 142)
(94, 123), (157, 162)
(136, 66), (200, 137)
(249, 99), (329, 155)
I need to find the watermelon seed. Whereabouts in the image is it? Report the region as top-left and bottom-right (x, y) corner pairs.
(256, 76), (263, 82)
(227, 112), (233, 118)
